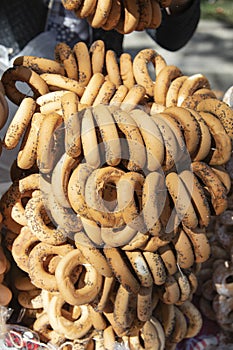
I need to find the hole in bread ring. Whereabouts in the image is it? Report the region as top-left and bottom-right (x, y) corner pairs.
(55, 248), (103, 305)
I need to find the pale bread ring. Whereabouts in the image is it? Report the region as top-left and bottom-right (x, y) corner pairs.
(120, 53), (135, 90)
(73, 41), (92, 86)
(121, 84), (146, 112)
(105, 50), (122, 88)
(89, 40), (105, 74)
(13, 55), (65, 75)
(136, 0), (152, 31)
(166, 76), (188, 107)
(177, 73), (210, 106)
(80, 72), (105, 106)
(92, 80), (116, 106)
(54, 42), (78, 80)
(102, 0), (122, 30)
(40, 73), (84, 97)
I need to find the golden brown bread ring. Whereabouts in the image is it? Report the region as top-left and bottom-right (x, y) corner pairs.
(102, 0), (122, 30)
(165, 171), (198, 229)
(167, 305), (187, 346)
(154, 65), (183, 106)
(154, 301), (176, 338)
(178, 300), (203, 338)
(37, 112), (63, 174)
(68, 162), (94, 219)
(130, 109), (164, 171)
(0, 283), (12, 306)
(33, 312), (66, 346)
(119, 53), (135, 90)
(105, 50), (122, 89)
(48, 295), (92, 340)
(88, 0), (112, 28)
(104, 247), (140, 294)
(3, 96), (36, 149)
(109, 84), (128, 108)
(191, 161), (228, 216)
(25, 191), (67, 245)
(17, 112), (44, 170)
(163, 106), (201, 158)
(179, 169), (211, 228)
(80, 108), (101, 168)
(62, 0), (83, 10)
(199, 111), (232, 166)
(125, 251), (154, 288)
(28, 242), (73, 291)
(177, 73), (210, 106)
(40, 73), (84, 97)
(172, 229), (195, 269)
(18, 289), (43, 309)
(165, 75), (188, 107)
(133, 49), (166, 97)
(55, 248), (103, 305)
(142, 171), (165, 236)
(61, 91), (81, 158)
(117, 171), (145, 231)
(51, 153), (79, 209)
(211, 165), (231, 194)
(148, 0), (162, 29)
(13, 55), (65, 75)
(136, 0), (152, 31)
(117, 0), (140, 34)
(1, 65), (49, 105)
(122, 231), (149, 251)
(121, 84), (146, 112)
(143, 251), (167, 285)
(158, 244), (178, 276)
(137, 286), (153, 323)
(54, 42), (78, 80)
(159, 275), (181, 305)
(183, 226), (211, 264)
(73, 41), (92, 86)
(112, 109), (146, 171)
(74, 0), (97, 17)
(85, 166), (125, 227)
(92, 80), (116, 106)
(89, 40), (105, 74)
(113, 284), (134, 330)
(74, 233), (113, 277)
(196, 98), (233, 140)
(92, 104), (121, 166)
(80, 72), (105, 106)
(101, 225), (138, 248)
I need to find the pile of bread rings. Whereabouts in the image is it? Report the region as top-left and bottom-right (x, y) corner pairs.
(61, 0), (170, 33)
(0, 38), (233, 349)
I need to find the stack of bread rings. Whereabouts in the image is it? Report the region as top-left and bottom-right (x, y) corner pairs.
(61, 0), (170, 33)
(0, 39), (233, 349)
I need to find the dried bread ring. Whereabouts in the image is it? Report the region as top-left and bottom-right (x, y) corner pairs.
(197, 98), (233, 140)
(101, 225), (137, 248)
(122, 231), (149, 251)
(73, 41), (92, 86)
(74, 0), (97, 17)
(96, 276), (115, 312)
(0, 246), (7, 275)
(37, 112), (63, 173)
(115, 0), (140, 34)
(62, 0), (83, 10)
(105, 50), (122, 88)
(174, 272), (192, 304)
(93, 80), (116, 106)
(110, 84), (128, 108)
(143, 251), (167, 286)
(154, 65), (183, 106)
(55, 248), (103, 305)
(166, 75), (188, 107)
(112, 109), (146, 171)
(89, 40), (105, 74)
(61, 91), (81, 158)
(155, 302), (176, 338)
(74, 233), (113, 277)
(68, 162), (94, 219)
(148, 0), (162, 29)
(13, 55), (65, 75)
(80, 108), (101, 168)
(48, 295), (92, 340)
(179, 169), (211, 228)
(28, 242), (73, 291)
(120, 53), (135, 90)
(178, 300), (203, 338)
(177, 73), (210, 106)
(40, 73), (84, 97)
(85, 166), (125, 227)
(1, 65), (49, 105)
(17, 112), (44, 169)
(51, 153), (79, 208)
(18, 289), (43, 309)
(33, 312), (66, 346)
(136, 0), (152, 31)
(164, 106), (201, 158)
(36, 90), (69, 106)
(211, 165), (231, 194)
(133, 49), (166, 97)
(158, 244), (178, 276)
(121, 84), (146, 112)
(191, 161), (228, 215)
(199, 111), (232, 165)
(142, 171), (165, 236)
(130, 109), (164, 171)
(165, 171), (198, 229)
(104, 247), (140, 294)
(183, 226), (210, 264)
(3, 96), (36, 149)
(0, 283), (12, 306)
(80, 72), (105, 106)
(102, 0), (122, 30)
(92, 104), (121, 166)
(125, 251), (154, 288)
(172, 229), (195, 269)
(159, 275), (181, 305)
(54, 42), (78, 80)
(113, 284), (134, 329)
(117, 171), (145, 231)
(25, 191), (67, 245)
(167, 306), (187, 345)
(88, 0), (112, 28)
